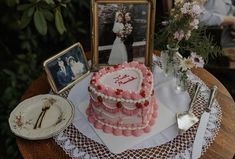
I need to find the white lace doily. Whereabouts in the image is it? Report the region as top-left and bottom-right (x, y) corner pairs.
(53, 60), (222, 159)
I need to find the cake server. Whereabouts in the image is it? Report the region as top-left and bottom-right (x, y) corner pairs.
(191, 85), (218, 159)
(176, 83), (201, 132)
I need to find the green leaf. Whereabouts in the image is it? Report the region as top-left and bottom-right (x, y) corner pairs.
(7, 0), (19, 7)
(42, 10), (54, 21)
(17, 54), (26, 59)
(27, 6), (35, 17)
(19, 7), (34, 29)
(44, 0), (55, 4)
(60, 3), (67, 8)
(20, 11), (32, 29)
(17, 4), (32, 11)
(55, 9), (66, 34)
(21, 41), (31, 50)
(29, 0), (38, 2)
(63, 0), (71, 3)
(34, 10), (47, 35)
(3, 69), (15, 77)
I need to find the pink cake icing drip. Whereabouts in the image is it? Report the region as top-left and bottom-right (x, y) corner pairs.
(86, 98), (158, 137)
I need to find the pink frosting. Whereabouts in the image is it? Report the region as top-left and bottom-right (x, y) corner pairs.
(109, 67), (115, 72)
(88, 115), (95, 123)
(106, 87), (115, 96)
(122, 91), (131, 99)
(86, 99), (158, 137)
(114, 64), (121, 69)
(154, 104), (158, 111)
(94, 121), (103, 129)
(103, 105), (119, 113)
(143, 125), (151, 133)
(86, 62), (159, 137)
(122, 108), (139, 116)
(99, 68), (106, 74)
(86, 106), (91, 115)
(152, 111), (158, 118)
(149, 118), (155, 126)
(113, 128), (123, 136)
(129, 61), (139, 67)
(130, 92), (140, 99)
(139, 66), (147, 73)
(103, 125), (113, 133)
(90, 99), (119, 114)
(123, 129), (132, 136)
(90, 97), (146, 115)
(96, 115), (103, 120)
(132, 129), (144, 137)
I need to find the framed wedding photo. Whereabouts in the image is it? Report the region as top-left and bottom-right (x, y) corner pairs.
(43, 42), (90, 94)
(91, 0), (156, 68)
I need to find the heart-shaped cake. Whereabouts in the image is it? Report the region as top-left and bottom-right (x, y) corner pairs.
(86, 61), (158, 137)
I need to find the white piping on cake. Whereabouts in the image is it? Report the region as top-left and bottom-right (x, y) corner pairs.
(89, 74), (153, 104)
(90, 86), (152, 103)
(92, 105), (118, 119)
(90, 94), (139, 110)
(91, 100), (154, 130)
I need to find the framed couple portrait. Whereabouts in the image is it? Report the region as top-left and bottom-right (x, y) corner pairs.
(43, 42), (90, 94)
(91, 0), (156, 68)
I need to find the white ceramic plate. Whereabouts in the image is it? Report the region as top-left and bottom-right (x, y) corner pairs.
(9, 94), (74, 140)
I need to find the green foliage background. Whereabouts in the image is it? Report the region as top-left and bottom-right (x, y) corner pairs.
(0, 0), (90, 158)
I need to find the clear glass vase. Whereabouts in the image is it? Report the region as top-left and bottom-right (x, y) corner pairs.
(176, 71), (188, 91)
(161, 45), (178, 77)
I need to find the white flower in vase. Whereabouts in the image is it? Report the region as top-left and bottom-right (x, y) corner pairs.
(174, 30), (185, 41)
(190, 19), (199, 29)
(185, 30), (192, 40)
(190, 52), (205, 68)
(181, 2), (191, 14)
(179, 57), (194, 71)
(192, 3), (202, 16)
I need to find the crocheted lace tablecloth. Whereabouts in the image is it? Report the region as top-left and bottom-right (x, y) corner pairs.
(53, 62), (222, 159)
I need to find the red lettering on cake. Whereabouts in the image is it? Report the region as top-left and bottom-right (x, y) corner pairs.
(113, 74), (137, 86)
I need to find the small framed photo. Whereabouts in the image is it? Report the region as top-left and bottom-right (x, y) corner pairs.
(91, 0), (156, 68)
(43, 42), (90, 94)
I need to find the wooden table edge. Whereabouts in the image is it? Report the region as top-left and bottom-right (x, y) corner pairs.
(16, 58), (235, 159)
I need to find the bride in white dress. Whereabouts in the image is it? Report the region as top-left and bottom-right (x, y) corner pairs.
(108, 12), (128, 65)
(67, 56), (84, 79)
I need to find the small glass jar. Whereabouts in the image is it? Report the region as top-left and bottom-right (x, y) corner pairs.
(176, 70), (188, 91)
(161, 45), (179, 77)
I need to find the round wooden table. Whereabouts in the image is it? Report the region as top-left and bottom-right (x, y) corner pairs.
(17, 68), (235, 159)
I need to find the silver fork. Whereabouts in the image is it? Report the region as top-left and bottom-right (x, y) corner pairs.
(38, 101), (51, 128)
(34, 105), (47, 129)
(34, 99), (52, 129)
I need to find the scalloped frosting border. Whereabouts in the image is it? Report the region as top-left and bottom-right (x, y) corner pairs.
(89, 61), (154, 103)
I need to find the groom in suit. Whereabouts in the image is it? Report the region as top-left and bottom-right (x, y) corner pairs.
(124, 12), (134, 62)
(56, 58), (73, 88)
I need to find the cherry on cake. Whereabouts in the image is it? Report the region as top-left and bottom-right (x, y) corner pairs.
(86, 61), (158, 137)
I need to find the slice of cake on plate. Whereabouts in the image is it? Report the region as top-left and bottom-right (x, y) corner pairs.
(86, 61), (158, 137)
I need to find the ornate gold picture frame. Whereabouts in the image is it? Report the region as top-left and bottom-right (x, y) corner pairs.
(43, 42), (90, 94)
(91, 0), (156, 69)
